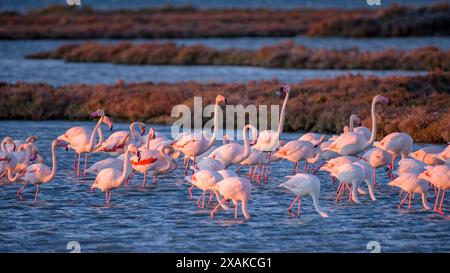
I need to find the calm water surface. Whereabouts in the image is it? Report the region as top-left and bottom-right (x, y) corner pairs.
(0, 120), (449, 252)
(0, 39), (428, 85)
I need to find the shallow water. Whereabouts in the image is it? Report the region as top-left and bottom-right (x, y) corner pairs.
(0, 120), (449, 253)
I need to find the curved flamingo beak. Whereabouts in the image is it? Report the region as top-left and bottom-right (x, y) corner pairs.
(136, 151), (141, 162)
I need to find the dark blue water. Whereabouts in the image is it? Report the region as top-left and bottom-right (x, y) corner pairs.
(0, 120), (449, 252)
(1, 0), (448, 12)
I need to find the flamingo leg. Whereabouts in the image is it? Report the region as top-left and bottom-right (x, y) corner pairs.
(398, 192), (409, 209)
(311, 162), (325, 174)
(188, 185), (194, 200)
(373, 167), (377, 188)
(142, 172), (147, 187)
(76, 153), (81, 177)
(434, 188), (441, 211)
(234, 202), (238, 220)
(17, 183), (28, 199)
(439, 190), (446, 214)
(34, 184), (40, 202)
(153, 175), (157, 185)
(210, 198), (226, 219)
(288, 195), (301, 214)
(336, 183), (344, 202)
(197, 191), (205, 208)
(408, 192), (413, 209)
(291, 162), (297, 175)
(184, 157), (190, 176)
(265, 152), (271, 182)
(297, 197), (302, 218)
(208, 191), (214, 203)
(83, 153), (89, 177)
(248, 165), (252, 177)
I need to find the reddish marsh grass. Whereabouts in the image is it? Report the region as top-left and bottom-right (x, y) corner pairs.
(0, 72), (449, 143)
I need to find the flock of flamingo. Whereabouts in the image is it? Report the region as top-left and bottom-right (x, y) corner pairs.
(1, 84), (449, 221)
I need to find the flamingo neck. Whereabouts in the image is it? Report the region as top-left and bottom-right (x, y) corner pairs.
(130, 122), (144, 146)
(365, 98), (378, 149)
(6, 164), (20, 182)
(117, 149), (131, 187)
(207, 103), (220, 149)
(276, 91), (289, 139)
(145, 131), (152, 150)
(159, 145), (174, 173)
(349, 116), (357, 132)
(18, 144), (32, 166)
(311, 192), (327, 218)
(88, 116), (104, 151)
(1, 140), (9, 152)
(43, 141), (58, 183)
(237, 125), (252, 163)
(95, 126), (103, 150)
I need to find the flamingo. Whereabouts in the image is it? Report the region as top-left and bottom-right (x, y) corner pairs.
(331, 162), (376, 204)
(419, 165), (450, 214)
(298, 133), (325, 147)
(374, 132), (414, 171)
(253, 84), (290, 181)
(210, 176), (252, 220)
(343, 114), (371, 140)
(362, 147), (393, 185)
(91, 144), (140, 205)
(409, 146), (445, 166)
(394, 158), (426, 177)
(131, 142), (176, 187)
(0, 137), (17, 177)
(95, 122), (146, 156)
(438, 144), (450, 164)
(185, 169), (227, 208)
(57, 110), (113, 177)
(388, 173), (430, 210)
(15, 139), (68, 201)
(191, 158), (225, 172)
(274, 140), (320, 175)
(208, 124), (257, 168)
(172, 95), (227, 175)
(325, 95), (389, 156)
(5, 135), (38, 153)
(279, 174), (329, 218)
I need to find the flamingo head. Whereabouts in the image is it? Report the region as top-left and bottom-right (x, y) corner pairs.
(149, 128), (155, 139)
(280, 84), (291, 94)
(2, 137), (15, 150)
(215, 95), (227, 105)
(350, 114), (361, 126)
(54, 139), (69, 151)
(374, 95), (389, 104)
(26, 135), (39, 143)
(137, 122), (146, 135)
(90, 109), (105, 119)
(102, 116), (114, 131)
(127, 144), (140, 162)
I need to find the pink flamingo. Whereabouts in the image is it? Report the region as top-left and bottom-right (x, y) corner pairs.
(58, 110), (113, 177)
(362, 147), (393, 185)
(210, 176), (252, 220)
(343, 114), (371, 140)
(388, 173), (430, 210)
(15, 139), (68, 201)
(185, 169), (227, 208)
(374, 132), (413, 171)
(298, 133), (325, 147)
(191, 158), (225, 172)
(438, 144), (450, 164)
(279, 174), (328, 219)
(274, 140), (320, 175)
(91, 144), (140, 205)
(253, 84), (290, 181)
(208, 124), (257, 168)
(325, 95), (389, 156)
(419, 165), (450, 214)
(95, 122), (145, 156)
(394, 158), (426, 177)
(409, 146), (445, 166)
(172, 95), (227, 175)
(331, 162), (376, 204)
(131, 141), (177, 187)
